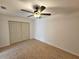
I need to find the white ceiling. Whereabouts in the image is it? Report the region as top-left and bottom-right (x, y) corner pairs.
(0, 0), (79, 18)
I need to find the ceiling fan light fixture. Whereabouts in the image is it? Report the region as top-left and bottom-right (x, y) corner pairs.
(33, 11), (41, 18)
(20, 4), (51, 18)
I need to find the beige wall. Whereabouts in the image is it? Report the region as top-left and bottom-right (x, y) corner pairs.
(0, 12), (79, 56)
(0, 14), (34, 48)
(35, 13), (79, 56)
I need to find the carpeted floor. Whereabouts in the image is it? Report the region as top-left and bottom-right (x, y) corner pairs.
(0, 39), (79, 59)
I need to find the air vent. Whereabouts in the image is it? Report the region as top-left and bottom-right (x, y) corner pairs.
(0, 6), (7, 9)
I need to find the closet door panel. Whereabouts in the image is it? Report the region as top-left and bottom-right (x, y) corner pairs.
(21, 22), (30, 40)
(9, 22), (18, 44)
(15, 22), (22, 42)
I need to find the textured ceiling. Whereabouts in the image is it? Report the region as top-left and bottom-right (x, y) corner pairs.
(0, 0), (79, 18)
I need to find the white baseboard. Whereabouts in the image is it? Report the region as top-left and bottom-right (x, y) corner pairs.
(35, 38), (79, 57)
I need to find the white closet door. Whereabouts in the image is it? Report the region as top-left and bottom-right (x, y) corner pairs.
(9, 21), (30, 44)
(9, 22), (18, 44)
(21, 22), (30, 40)
(15, 22), (22, 42)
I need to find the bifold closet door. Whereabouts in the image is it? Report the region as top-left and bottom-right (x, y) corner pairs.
(9, 21), (30, 44)
(21, 22), (30, 41)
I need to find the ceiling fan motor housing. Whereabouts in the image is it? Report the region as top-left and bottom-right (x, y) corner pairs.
(33, 11), (41, 17)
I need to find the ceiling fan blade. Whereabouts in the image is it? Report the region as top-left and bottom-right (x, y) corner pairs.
(21, 9), (33, 13)
(27, 15), (33, 17)
(33, 4), (40, 12)
(41, 13), (51, 16)
(40, 6), (46, 12)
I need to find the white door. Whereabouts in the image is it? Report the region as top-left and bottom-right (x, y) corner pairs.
(9, 21), (30, 44)
(21, 22), (30, 41)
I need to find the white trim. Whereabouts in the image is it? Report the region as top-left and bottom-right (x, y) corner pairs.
(35, 38), (79, 57)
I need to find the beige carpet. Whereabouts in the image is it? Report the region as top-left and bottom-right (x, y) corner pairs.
(0, 39), (79, 59)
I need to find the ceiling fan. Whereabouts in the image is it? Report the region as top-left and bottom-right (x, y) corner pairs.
(20, 4), (51, 18)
